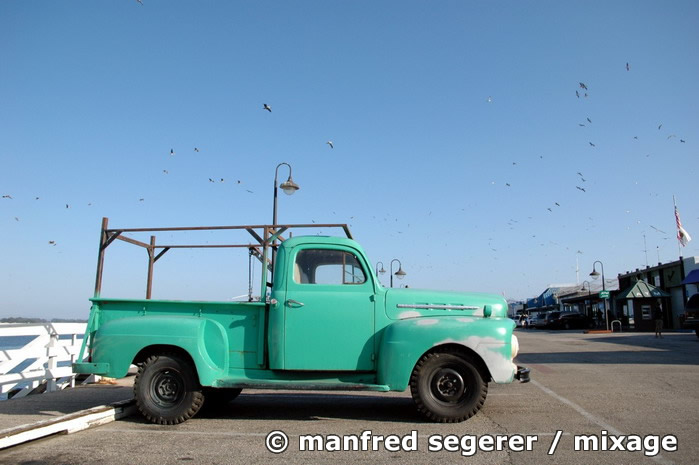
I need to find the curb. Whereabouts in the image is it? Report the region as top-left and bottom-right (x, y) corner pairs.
(0, 398), (136, 450)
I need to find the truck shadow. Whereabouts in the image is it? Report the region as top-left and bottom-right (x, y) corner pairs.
(135, 393), (426, 423)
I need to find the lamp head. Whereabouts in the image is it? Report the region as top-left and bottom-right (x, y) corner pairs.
(280, 176), (300, 195)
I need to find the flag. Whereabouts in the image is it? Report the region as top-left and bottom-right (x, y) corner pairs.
(675, 205), (692, 247)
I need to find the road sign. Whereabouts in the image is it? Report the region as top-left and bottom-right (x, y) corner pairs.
(599, 290), (610, 298)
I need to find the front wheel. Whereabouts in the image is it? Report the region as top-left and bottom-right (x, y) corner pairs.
(409, 350), (488, 423)
(134, 353), (204, 425)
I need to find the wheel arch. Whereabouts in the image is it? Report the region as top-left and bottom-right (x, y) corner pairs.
(421, 343), (492, 383)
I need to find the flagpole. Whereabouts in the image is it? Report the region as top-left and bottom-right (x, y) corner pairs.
(673, 195), (681, 258)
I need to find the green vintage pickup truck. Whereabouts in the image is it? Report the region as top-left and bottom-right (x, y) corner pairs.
(74, 218), (529, 424)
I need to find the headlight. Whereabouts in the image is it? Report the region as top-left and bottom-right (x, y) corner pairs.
(511, 334), (519, 359)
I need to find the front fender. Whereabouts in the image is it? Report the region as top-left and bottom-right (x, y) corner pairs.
(91, 315), (228, 386)
(377, 316), (515, 390)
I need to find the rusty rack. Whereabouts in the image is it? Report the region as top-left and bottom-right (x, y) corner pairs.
(93, 217), (353, 302)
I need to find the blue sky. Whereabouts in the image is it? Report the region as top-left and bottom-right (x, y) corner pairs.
(1, 1), (697, 319)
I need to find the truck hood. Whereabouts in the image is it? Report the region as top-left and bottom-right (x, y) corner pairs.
(384, 288), (508, 320)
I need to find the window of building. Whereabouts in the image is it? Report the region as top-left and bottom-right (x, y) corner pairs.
(294, 249), (366, 285)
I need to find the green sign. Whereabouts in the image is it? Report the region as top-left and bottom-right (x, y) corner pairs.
(599, 290), (610, 298)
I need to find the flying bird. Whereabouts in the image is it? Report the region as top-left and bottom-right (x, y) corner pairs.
(579, 82), (588, 90)
(680, 139), (686, 143)
(587, 117), (592, 123)
(589, 142), (596, 147)
(579, 123), (586, 127)
(194, 147), (200, 152)
(48, 241), (56, 246)
(581, 177), (586, 182)
(633, 136), (638, 139)
(326, 141), (334, 149)
(170, 149), (175, 156)
(246, 189), (254, 194)
(547, 208), (552, 212)
(163, 170), (169, 174)
(208, 178), (215, 183)
(576, 186), (586, 192)
(1, 195), (12, 199)
(577, 172), (583, 176)
(658, 124), (662, 130)
(555, 202), (560, 207)
(667, 134), (676, 139)
(626, 62), (630, 71)
(263, 104), (272, 112)
(139, 198), (144, 202)
(136, 0), (143, 4)
(575, 90), (580, 98)
(505, 183), (511, 187)
(66, 204), (69, 209)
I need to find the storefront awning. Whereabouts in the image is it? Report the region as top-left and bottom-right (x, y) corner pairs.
(616, 280), (670, 300)
(681, 269), (699, 285)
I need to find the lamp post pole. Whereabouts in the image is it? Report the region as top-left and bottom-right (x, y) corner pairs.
(270, 162), (299, 279)
(581, 280), (592, 319)
(590, 261), (609, 331)
(390, 259), (406, 288)
(375, 261), (386, 284)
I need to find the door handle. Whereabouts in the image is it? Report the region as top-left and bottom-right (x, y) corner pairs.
(286, 299), (305, 307)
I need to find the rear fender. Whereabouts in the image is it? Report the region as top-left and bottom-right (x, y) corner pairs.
(377, 316), (515, 390)
(91, 316), (228, 386)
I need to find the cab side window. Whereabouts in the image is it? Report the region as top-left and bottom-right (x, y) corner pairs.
(294, 249), (366, 285)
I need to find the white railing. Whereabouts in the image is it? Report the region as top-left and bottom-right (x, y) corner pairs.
(0, 323), (95, 399)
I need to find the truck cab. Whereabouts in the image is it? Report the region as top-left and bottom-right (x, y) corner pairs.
(74, 218), (529, 424)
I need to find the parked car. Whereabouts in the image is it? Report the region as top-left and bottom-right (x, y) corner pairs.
(548, 312), (594, 330)
(533, 312), (560, 329)
(679, 293), (699, 338)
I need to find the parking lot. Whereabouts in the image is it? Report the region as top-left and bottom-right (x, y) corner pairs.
(1, 330), (697, 465)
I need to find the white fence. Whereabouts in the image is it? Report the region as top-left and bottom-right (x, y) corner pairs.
(0, 323), (95, 399)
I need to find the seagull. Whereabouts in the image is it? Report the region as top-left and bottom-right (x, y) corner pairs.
(581, 177), (586, 182)
(1, 195), (12, 199)
(194, 147), (200, 152)
(139, 198), (144, 202)
(487, 96), (493, 103)
(633, 136), (638, 139)
(66, 204), (69, 209)
(579, 82), (588, 90)
(35, 197), (40, 200)
(14, 217), (19, 221)
(208, 178), (215, 183)
(246, 189), (254, 194)
(220, 178), (224, 182)
(579, 124), (586, 127)
(163, 170), (169, 174)
(667, 134), (676, 139)
(555, 202), (560, 206)
(505, 183), (511, 187)
(326, 141), (334, 149)
(576, 186), (586, 192)
(547, 208), (552, 212)
(170, 149), (175, 156)
(48, 241), (56, 246)
(577, 172), (583, 176)
(263, 104), (272, 112)
(626, 62), (630, 71)
(576, 90), (580, 98)
(587, 117), (592, 123)
(680, 139), (686, 143)
(589, 142), (596, 147)
(658, 124), (662, 130)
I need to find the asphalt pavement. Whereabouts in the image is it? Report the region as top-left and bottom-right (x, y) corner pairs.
(0, 330), (697, 465)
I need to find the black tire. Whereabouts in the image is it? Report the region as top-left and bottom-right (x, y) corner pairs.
(409, 349), (487, 423)
(134, 353), (204, 425)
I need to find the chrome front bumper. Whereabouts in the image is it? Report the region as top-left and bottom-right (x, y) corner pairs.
(515, 365), (530, 383)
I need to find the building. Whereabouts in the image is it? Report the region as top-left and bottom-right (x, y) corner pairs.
(616, 256), (699, 330)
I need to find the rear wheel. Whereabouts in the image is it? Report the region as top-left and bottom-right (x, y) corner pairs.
(409, 349), (487, 423)
(134, 353), (204, 425)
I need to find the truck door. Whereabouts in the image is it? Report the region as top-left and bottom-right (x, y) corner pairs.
(283, 245), (375, 371)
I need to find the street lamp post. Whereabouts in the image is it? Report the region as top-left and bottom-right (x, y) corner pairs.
(390, 259), (406, 288)
(272, 162), (300, 226)
(590, 261), (609, 331)
(375, 261), (386, 277)
(581, 280), (592, 319)
(270, 162), (300, 276)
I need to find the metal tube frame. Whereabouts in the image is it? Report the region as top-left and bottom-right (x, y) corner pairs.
(92, 217), (353, 302)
